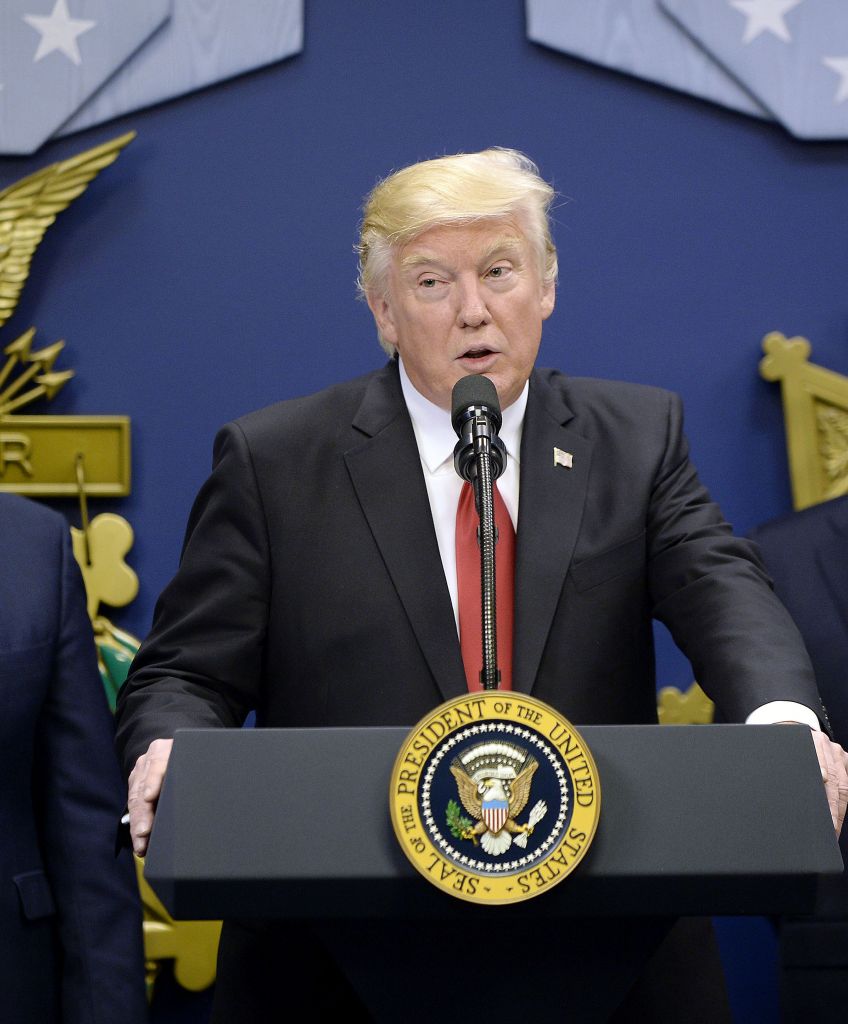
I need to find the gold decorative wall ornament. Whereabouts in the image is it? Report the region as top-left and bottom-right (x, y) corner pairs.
(759, 332), (848, 510)
(135, 859), (222, 1000)
(72, 513), (139, 626)
(0, 327), (130, 495)
(0, 132), (135, 496)
(0, 132), (135, 330)
(657, 682), (715, 725)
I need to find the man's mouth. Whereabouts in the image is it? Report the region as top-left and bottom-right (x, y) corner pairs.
(459, 347), (498, 362)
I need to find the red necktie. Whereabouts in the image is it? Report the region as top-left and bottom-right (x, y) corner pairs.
(455, 481), (515, 691)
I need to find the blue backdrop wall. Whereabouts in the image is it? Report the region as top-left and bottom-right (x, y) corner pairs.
(2, 3), (846, 1019)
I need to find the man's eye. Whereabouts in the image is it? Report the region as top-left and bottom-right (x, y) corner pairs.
(419, 277), (438, 288)
(488, 265), (510, 279)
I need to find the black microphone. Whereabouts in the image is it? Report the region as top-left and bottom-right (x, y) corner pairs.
(451, 374), (507, 483)
(451, 373), (506, 690)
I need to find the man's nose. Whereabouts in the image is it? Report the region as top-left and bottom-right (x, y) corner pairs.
(456, 277), (490, 328)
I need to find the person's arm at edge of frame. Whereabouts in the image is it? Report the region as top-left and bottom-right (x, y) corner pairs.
(35, 521), (147, 1023)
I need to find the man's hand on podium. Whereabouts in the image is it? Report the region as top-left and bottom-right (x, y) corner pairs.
(127, 738), (174, 857)
(811, 730), (848, 837)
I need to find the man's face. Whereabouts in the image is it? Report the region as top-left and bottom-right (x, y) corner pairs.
(367, 218), (555, 410)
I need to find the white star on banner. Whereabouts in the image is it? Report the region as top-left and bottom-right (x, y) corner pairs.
(24, 0), (96, 66)
(729, 0), (804, 45)
(822, 57), (848, 103)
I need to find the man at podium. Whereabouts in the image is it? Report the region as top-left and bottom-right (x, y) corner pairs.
(116, 148), (847, 1020)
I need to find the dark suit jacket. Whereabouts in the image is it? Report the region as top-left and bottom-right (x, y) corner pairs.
(115, 362), (827, 1021)
(116, 362), (822, 772)
(0, 494), (146, 1024)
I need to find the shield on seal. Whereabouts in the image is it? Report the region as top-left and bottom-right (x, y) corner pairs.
(482, 797), (509, 834)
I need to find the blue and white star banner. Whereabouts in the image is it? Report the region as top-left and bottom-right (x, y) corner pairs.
(526, 0), (768, 119)
(59, 0), (303, 139)
(663, 0), (848, 139)
(0, 0), (304, 156)
(0, 0), (169, 154)
(527, 0), (848, 140)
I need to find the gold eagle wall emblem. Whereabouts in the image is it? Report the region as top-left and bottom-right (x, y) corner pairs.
(0, 130), (135, 329)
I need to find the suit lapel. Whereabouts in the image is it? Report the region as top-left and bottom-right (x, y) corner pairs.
(344, 364), (467, 703)
(513, 371), (593, 694)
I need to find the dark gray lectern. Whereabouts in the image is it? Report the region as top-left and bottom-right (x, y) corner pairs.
(145, 725), (842, 1021)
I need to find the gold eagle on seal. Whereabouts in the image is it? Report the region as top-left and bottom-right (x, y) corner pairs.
(450, 741), (548, 856)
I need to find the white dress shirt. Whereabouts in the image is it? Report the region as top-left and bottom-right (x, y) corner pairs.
(397, 358), (819, 731)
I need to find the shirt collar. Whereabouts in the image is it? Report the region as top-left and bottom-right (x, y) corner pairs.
(399, 358), (528, 473)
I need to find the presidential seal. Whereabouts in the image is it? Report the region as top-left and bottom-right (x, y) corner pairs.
(389, 692), (600, 904)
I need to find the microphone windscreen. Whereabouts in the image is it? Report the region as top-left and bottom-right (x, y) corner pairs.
(451, 374), (501, 434)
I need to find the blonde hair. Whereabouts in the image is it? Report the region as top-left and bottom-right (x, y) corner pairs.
(357, 148), (558, 356)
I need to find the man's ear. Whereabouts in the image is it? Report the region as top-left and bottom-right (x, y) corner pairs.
(366, 290), (398, 347)
(540, 280), (556, 321)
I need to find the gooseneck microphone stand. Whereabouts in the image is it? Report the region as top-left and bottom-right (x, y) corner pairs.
(451, 375), (507, 691)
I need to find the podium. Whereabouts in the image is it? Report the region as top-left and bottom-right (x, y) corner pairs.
(145, 724), (842, 1020)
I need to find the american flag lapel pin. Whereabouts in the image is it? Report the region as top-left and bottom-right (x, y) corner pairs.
(553, 447), (573, 469)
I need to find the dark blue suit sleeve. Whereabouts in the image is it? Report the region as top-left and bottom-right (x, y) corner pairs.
(33, 526), (147, 1024)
